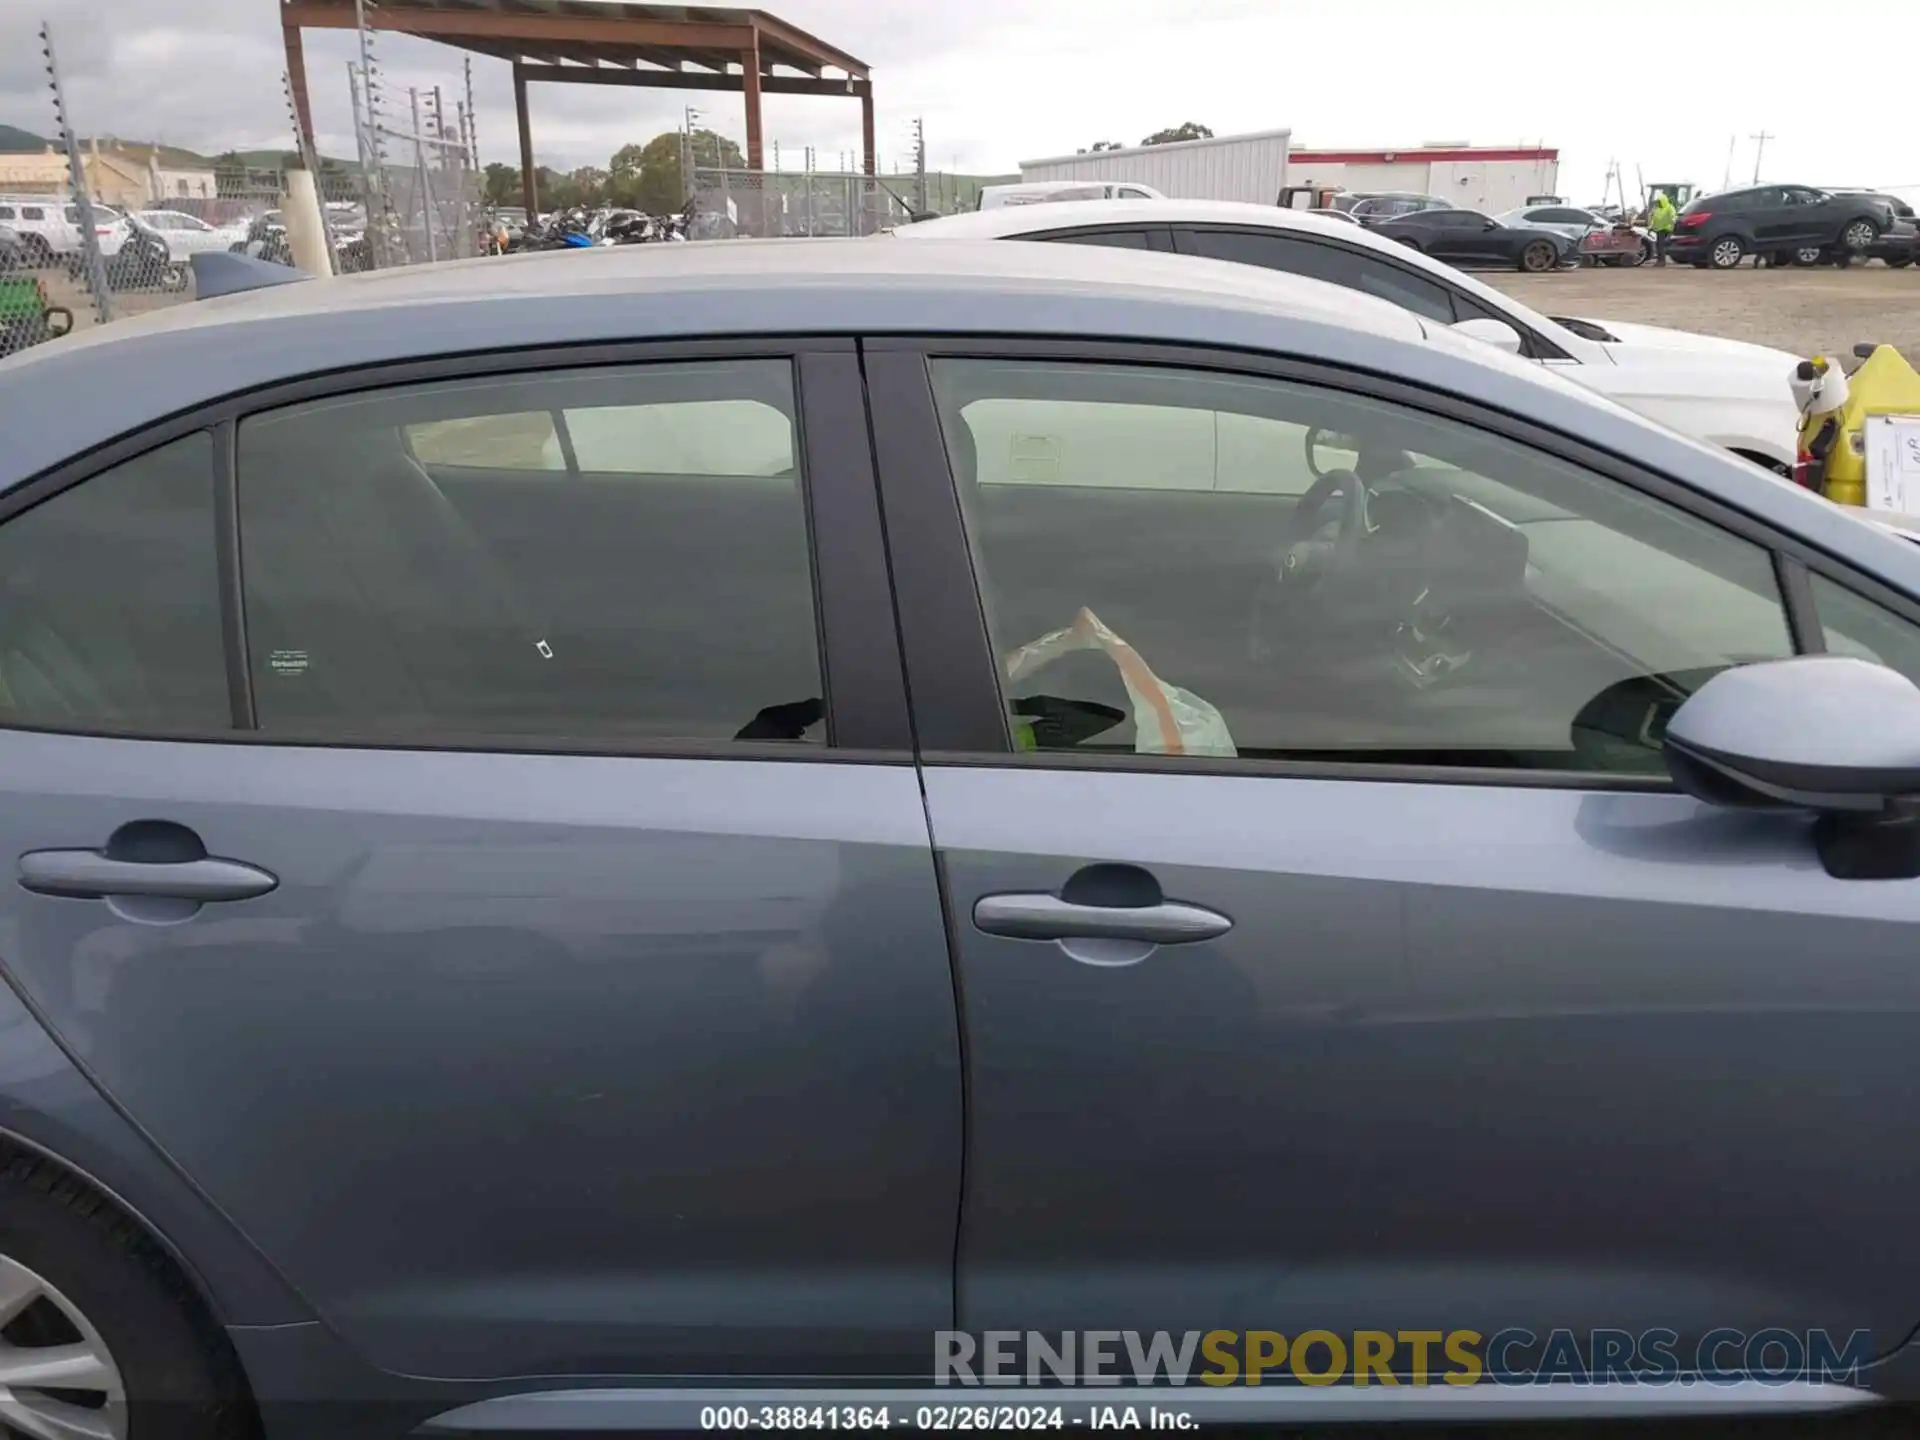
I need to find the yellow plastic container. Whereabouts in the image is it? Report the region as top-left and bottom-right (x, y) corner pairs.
(1804, 345), (1920, 508)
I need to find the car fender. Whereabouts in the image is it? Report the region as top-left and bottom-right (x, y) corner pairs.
(1561, 360), (1798, 469)
(0, 968), (317, 1326)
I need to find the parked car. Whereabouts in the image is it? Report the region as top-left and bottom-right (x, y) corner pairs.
(5, 238), (1920, 1433)
(1371, 208), (1582, 271)
(1496, 203), (1611, 241)
(1830, 192), (1917, 267)
(136, 208), (248, 262)
(1345, 191), (1452, 225)
(894, 199), (1803, 471)
(1668, 184), (1894, 269)
(0, 196), (67, 265)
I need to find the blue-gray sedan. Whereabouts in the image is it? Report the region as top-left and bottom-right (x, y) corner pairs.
(1, 239), (1919, 1436)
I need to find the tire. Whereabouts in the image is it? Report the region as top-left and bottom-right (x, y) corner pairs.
(0, 1144), (254, 1438)
(1708, 234), (1746, 269)
(157, 262), (189, 294)
(1842, 218), (1879, 253)
(1520, 239), (1557, 273)
(1794, 246), (1824, 266)
(1624, 241), (1650, 267)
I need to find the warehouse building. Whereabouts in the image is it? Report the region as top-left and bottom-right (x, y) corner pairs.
(1286, 143), (1560, 214)
(1018, 129), (1293, 205)
(1018, 130), (1558, 214)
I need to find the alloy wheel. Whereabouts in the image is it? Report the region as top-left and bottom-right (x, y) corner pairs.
(0, 1254), (126, 1440)
(1844, 220), (1876, 252)
(1711, 238), (1743, 268)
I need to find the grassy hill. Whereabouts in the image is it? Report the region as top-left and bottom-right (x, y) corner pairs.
(0, 124), (49, 153)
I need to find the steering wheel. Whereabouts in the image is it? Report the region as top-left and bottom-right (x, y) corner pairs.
(1278, 466), (1370, 577)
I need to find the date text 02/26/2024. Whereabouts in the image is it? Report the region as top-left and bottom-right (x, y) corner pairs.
(699, 1404), (1197, 1430)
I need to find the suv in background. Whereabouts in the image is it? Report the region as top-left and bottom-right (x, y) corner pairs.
(1669, 184), (1893, 269)
(0, 197), (68, 266)
(1832, 192), (1917, 268)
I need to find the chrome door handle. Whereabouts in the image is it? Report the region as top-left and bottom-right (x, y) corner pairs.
(18, 850), (278, 902)
(973, 893), (1231, 945)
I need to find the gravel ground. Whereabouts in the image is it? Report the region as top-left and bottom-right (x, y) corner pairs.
(1484, 263), (1920, 365)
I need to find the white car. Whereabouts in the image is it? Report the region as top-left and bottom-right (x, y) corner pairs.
(894, 199), (1801, 472)
(136, 209), (247, 261)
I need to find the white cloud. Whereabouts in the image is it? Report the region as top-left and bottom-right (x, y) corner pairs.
(3, 0), (1915, 203)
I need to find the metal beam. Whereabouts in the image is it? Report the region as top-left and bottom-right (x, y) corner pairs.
(748, 12), (866, 77)
(518, 64), (869, 97)
(282, 2), (753, 49)
(742, 29), (763, 171)
(513, 61), (537, 217)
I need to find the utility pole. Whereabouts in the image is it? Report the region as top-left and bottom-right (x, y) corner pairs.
(463, 55), (478, 166)
(912, 115), (927, 214)
(41, 21), (111, 321)
(1750, 131), (1773, 184)
(1721, 135), (1736, 192)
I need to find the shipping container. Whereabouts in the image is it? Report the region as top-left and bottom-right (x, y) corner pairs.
(1019, 129), (1292, 205)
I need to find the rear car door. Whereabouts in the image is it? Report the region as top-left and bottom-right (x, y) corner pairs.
(867, 336), (1920, 1376)
(0, 343), (961, 1382)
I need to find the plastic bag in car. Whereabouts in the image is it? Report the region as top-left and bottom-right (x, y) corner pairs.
(1003, 606), (1236, 758)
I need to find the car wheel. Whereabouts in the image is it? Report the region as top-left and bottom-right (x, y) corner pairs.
(1520, 239), (1557, 273)
(19, 236), (51, 268)
(157, 262), (190, 294)
(1624, 241), (1650, 267)
(1792, 246), (1824, 266)
(1708, 234), (1745, 269)
(0, 1145), (253, 1438)
(1842, 218), (1879, 253)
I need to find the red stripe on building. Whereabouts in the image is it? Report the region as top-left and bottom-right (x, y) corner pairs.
(1289, 148), (1558, 164)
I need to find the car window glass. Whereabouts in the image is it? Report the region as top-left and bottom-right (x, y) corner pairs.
(928, 358), (1794, 774)
(238, 361), (824, 744)
(0, 433), (230, 733)
(1183, 229), (1457, 327)
(1810, 573), (1920, 686)
(0, 207), (13, 220)
(1041, 228), (1156, 250)
(22, 207), (44, 221)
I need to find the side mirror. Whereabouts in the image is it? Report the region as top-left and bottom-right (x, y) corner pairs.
(1664, 656), (1920, 879)
(1450, 317), (1525, 355)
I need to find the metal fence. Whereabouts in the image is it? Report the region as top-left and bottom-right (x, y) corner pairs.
(1, 19), (484, 363)
(690, 166), (913, 238)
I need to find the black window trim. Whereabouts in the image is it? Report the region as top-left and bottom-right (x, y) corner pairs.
(1025, 223), (1175, 252)
(0, 336), (915, 763)
(1167, 224), (1572, 361)
(864, 333), (1897, 790)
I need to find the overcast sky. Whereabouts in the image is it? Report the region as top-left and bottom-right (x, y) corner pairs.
(2, 0), (1915, 205)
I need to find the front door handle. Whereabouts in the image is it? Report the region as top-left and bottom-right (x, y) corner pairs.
(973, 893), (1231, 945)
(18, 849), (278, 902)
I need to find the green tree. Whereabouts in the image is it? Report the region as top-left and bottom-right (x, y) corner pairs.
(1141, 122), (1212, 146)
(482, 162), (521, 207)
(1076, 140), (1124, 154)
(610, 128), (745, 213)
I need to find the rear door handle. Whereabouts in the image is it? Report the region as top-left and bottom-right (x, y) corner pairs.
(18, 850), (278, 902)
(973, 893), (1231, 945)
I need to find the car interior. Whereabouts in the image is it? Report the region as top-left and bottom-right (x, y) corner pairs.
(929, 360), (1795, 773)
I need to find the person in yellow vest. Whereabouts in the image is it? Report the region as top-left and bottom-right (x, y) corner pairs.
(1647, 191), (1678, 266)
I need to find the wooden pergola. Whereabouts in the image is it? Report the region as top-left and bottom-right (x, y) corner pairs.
(280, 0), (873, 219)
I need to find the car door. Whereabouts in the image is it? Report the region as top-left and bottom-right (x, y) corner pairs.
(1744, 188), (1795, 248)
(866, 337), (1920, 1381)
(0, 344), (962, 1382)
(1781, 187), (1838, 247)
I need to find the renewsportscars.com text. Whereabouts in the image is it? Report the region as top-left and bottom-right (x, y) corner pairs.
(934, 1328), (1875, 1387)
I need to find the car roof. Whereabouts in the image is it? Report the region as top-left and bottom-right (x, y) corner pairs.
(6, 236), (1439, 484)
(2, 234), (1901, 583)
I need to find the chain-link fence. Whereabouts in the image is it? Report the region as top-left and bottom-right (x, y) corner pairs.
(689, 167), (913, 238)
(1, 19), (484, 362)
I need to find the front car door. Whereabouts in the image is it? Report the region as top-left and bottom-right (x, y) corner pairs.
(867, 335), (1920, 1395)
(0, 343), (962, 1382)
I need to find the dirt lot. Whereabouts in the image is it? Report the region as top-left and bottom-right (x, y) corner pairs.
(1485, 263), (1920, 365)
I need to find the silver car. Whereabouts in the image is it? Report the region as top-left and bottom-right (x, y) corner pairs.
(2, 241), (1920, 1435)
(1497, 202), (1613, 241)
